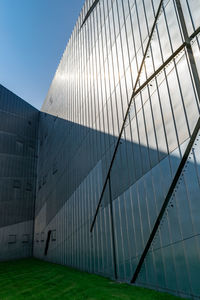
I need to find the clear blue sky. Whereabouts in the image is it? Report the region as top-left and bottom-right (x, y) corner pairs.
(0, 0), (85, 109)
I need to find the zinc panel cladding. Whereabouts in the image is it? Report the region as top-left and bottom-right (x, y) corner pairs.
(0, 84), (39, 260)
(34, 0), (200, 299)
(0, 220), (34, 261)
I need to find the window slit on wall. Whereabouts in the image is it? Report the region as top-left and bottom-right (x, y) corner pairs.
(41, 232), (45, 242)
(81, 0), (100, 28)
(13, 180), (21, 189)
(36, 233), (39, 243)
(22, 234), (30, 243)
(8, 235), (16, 244)
(26, 182), (32, 192)
(51, 230), (56, 242)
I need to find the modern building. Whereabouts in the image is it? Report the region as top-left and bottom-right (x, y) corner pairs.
(0, 0), (200, 298)
(0, 84), (39, 260)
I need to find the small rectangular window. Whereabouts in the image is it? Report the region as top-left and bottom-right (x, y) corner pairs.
(22, 234), (29, 243)
(26, 182), (32, 192)
(51, 230), (56, 242)
(8, 235), (16, 244)
(41, 232), (45, 242)
(13, 180), (21, 189)
(36, 233), (39, 243)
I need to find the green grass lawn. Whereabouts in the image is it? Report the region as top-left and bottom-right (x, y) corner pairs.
(0, 258), (182, 300)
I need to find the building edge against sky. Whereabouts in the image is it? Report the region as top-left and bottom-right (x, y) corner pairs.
(1, 0), (200, 299)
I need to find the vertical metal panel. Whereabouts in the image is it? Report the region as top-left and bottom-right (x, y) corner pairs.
(33, 0), (200, 299)
(0, 84), (39, 261)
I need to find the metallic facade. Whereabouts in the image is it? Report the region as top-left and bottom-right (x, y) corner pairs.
(0, 0), (200, 298)
(0, 84), (39, 261)
(34, 0), (200, 298)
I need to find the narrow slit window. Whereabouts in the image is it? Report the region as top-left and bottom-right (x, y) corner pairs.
(36, 233), (39, 243)
(81, 0), (99, 28)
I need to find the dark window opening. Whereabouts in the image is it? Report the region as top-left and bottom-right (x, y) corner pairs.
(51, 230), (56, 242)
(41, 232), (45, 242)
(36, 233), (39, 243)
(22, 234), (29, 243)
(26, 182), (32, 192)
(8, 235), (16, 244)
(81, 0), (99, 28)
(44, 230), (52, 256)
(13, 180), (21, 189)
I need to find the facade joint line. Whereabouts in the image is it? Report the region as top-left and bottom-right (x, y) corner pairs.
(90, 0), (164, 233)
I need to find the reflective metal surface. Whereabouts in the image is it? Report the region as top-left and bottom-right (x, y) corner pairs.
(0, 0), (200, 298)
(33, 0), (200, 298)
(0, 84), (39, 261)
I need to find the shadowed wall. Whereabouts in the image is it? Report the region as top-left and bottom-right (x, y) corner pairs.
(0, 84), (39, 261)
(34, 0), (200, 299)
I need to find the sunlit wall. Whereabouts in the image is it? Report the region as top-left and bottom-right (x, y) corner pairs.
(34, 0), (200, 298)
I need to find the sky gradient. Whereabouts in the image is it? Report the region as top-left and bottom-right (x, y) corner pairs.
(0, 0), (85, 109)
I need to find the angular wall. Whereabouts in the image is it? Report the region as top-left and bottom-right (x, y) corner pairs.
(0, 84), (39, 261)
(33, 0), (200, 299)
(0, 0), (199, 299)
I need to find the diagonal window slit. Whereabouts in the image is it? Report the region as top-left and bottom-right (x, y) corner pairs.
(131, 117), (200, 283)
(89, 3), (200, 234)
(89, 0), (200, 284)
(90, 0), (164, 233)
(81, 0), (99, 28)
(130, 0), (200, 284)
(44, 230), (52, 256)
